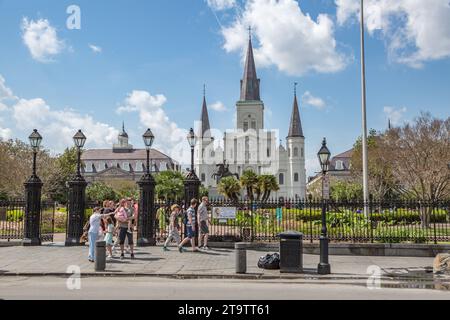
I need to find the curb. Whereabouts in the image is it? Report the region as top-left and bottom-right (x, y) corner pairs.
(0, 271), (420, 282)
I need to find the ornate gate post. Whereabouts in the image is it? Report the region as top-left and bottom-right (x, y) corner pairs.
(23, 129), (43, 246)
(137, 174), (156, 246)
(65, 130), (87, 247)
(137, 128), (156, 247)
(184, 171), (200, 245)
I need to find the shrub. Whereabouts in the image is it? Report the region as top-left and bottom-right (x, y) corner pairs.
(7, 209), (24, 222)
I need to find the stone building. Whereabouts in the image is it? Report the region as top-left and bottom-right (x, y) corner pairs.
(81, 124), (180, 183)
(195, 33), (306, 200)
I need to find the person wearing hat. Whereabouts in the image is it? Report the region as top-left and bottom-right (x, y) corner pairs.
(163, 204), (182, 251)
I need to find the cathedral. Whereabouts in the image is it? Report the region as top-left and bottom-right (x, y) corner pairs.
(195, 34), (306, 200)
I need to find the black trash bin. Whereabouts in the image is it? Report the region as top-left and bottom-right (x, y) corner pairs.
(278, 231), (303, 273)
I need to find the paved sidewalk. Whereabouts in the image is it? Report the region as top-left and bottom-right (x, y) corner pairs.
(0, 243), (438, 280)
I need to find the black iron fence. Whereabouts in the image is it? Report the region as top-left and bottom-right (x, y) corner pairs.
(0, 200), (99, 242)
(155, 199), (450, 245)
(2, 198), (450, 244)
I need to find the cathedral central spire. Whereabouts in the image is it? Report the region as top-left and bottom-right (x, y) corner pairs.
(240, 27), (261, 101)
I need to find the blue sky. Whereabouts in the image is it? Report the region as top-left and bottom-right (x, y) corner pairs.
(0, 0), (449, 176)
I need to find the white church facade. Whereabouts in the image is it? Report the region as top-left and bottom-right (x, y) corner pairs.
(195, 34), (306, 200)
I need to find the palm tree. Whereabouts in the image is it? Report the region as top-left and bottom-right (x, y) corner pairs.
(257, 175), (280, 202)
(239, 170), (258, 201)
(217, 177), (241, 202)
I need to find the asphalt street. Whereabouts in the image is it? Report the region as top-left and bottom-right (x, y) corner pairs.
(0, 276), (449, 300)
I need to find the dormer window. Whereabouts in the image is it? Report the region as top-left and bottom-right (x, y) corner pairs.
(335, 160), (344, 171)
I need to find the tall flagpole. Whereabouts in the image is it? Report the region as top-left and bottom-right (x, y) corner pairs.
(360, 0), (370, 216)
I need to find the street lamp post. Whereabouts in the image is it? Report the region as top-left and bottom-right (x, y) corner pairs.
(184, 128), (200, 245)
(65, 130), (88, 247)
(317, 138), (331, 275)
(137, 128), (156, 247)
(23, 129), (43, 246)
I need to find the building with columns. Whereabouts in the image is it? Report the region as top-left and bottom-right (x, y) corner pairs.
(81, 123), (180, 183)
(195, 34), (306, 200)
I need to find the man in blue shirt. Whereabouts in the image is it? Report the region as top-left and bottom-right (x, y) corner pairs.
(178, 198), (198, 253)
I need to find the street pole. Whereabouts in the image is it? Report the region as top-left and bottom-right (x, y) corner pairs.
(360, 0), (370, 217)
(318, 171), (331, 275)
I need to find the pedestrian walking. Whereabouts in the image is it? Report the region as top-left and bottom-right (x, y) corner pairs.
(163, 204), (182, 251)
(178, 198), (198, 253)
(198, 196), (210, 250)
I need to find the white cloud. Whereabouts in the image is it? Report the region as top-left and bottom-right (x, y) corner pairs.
(209, 101), (228, 112)
(383, 106), (407, 126)
(11, 97), (118, 151)
(21, 18), (65, 62)
(89, 44), (102, 54)
(0, 75), (14, 101)
(0, 127), (12, 140)
(302, 91), (326, 110)
(206, 0), (236, 11)
(336, 0), (450, 67)
(221, 0), (348, 76)
(117, 90), (190, 165)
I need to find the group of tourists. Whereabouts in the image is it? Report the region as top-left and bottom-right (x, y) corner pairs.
(162, 196), (211, 253)
(84, 198), (138, 262)
(85, 196), (211, 262)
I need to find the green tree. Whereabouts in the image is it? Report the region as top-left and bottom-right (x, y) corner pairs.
(155, 171), (184, 201)
(199, 184), (209, 198)
(217, 176), (241, 202)
(352, 129), (399, 201)
(257, 174), (280, 202)
(86, 182), (117, 203)
(0, 138), (55, 198)
(330, 181), (364, 202)
(45, 147), (78, 203)
(239, 170), (259, 201)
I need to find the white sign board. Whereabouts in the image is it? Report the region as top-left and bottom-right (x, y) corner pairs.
(322, 174), (330, 200)
(212, 207), (237, 220)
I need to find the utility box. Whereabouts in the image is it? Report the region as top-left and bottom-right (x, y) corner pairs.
(279, 231), (303, 273)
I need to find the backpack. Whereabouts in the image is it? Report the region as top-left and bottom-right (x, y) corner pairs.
(257, 253), (280, 270)
(182, 209), (188, 226)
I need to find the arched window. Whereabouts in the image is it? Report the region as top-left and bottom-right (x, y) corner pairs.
(301, 147), (304, 158)
(294, 147), (299, 157)
(279, 173), (284, 185)
(294, 173), (299, 182)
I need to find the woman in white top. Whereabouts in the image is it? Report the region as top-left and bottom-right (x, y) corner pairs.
(88, 207), (114, 262)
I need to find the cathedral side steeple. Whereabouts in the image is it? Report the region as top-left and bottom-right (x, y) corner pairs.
(240, 28), (261, 102)
(199, 85), (211, 139)
(287, 83), (304, 138)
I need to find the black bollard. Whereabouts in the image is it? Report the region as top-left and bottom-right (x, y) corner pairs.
(95, 241), (106, 272)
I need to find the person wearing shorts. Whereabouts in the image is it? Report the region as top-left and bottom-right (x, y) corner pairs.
(178, 198), (198, 253)
(163, 204), (182, 251)
(198, 196), (210, 250)
(115, 200), (135, 260)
